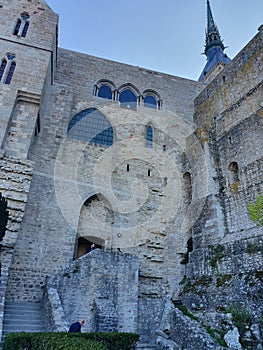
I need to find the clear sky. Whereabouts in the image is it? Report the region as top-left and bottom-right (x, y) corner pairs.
(45, 0), (263, 81)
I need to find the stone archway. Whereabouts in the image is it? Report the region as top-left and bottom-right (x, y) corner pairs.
(75, 194), (114, 258)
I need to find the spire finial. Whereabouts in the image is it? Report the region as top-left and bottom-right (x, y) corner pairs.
(198, 0), (231, 81)
(204, 0), (224, 55)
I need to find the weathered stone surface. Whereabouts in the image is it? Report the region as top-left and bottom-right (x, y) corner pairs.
(224, 327), (242, 350)
(0, 1), (262, 348)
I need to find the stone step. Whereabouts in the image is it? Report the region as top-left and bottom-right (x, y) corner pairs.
(4, 301), (43, 310)
(1, 301), (48, 350)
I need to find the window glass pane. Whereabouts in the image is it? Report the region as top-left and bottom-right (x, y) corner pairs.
(144, 95), (157, 109)
(21, 21), (29, 37)
(67, 108), (113, 146)
(98, 85), (112, 99)
(13, 19), (21, 35)
(119, 89), (137, 109)
(146, 125), (153, 148)
(0, 60), (7, 81)
(5, 62), (16, 84)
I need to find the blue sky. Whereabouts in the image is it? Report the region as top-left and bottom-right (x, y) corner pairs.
(46, 0), (263, 81)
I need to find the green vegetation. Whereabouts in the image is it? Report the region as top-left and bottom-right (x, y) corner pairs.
(179, 275), (187, 285)
(201, 325), (227, 347)
(175, 304), (227, 347)
(246, 242), (258, 254)
(179, 275), (212, 296)
(247, 195), (263, 226)
(175, 304), (199, 322)
(229, 304), (252, 336)
(3, 332), (139, 350)
(216, 274), (232, 287)
(209, 244), (224, 270)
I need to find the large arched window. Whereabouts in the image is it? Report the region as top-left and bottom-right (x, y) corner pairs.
(67, 108), (113, 146)
(146, 125), (153, 148)
(119, 89), (137, 109)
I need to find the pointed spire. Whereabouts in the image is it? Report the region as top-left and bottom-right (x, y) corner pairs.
(207, 0), (217, 34)
(198, 0), (231, 82)
(205, 0), (225, 55)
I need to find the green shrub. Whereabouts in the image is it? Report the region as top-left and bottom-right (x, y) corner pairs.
(3, 332), (139, 350)
(82, 332), (140, 350)
(4, 332), (106, 350)
(202, 325), (227, 347)
(175, 305), (199, 322)
(246, 242), (258, 254)
(3, 332), (31, 350)
(229, 304), (252, 336)
(209, 244), (224, 269)
(247, 195), (263, 226)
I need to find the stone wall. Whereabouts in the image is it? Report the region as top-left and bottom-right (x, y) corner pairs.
(0, 154), (33, 340)
(5, 45), (203, 303)
(46, 249), (139, 333)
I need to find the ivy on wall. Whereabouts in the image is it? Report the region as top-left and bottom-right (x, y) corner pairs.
(247, 195), (263, 226)
(0, 193), (8, 241)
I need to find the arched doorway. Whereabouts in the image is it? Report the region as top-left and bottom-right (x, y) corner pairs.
(75, 194), (114, 259)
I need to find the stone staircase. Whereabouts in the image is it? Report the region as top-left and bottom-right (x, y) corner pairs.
(1, 301), (47, 349)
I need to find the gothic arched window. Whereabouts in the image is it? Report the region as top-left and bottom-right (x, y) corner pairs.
(0, 54), (16, 85)
(67, 108), (113, 146)
(98, 85), (112, 99)
(119, 89), (137, 109)
(146, 125), (153, 148)
(143, 90), (161, 110)
(94, 80), (115, 100)
(13, 13), (30, 37)
(144, 95), (157, 109)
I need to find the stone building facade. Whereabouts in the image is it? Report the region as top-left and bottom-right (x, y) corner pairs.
(0, 0), (262, 349)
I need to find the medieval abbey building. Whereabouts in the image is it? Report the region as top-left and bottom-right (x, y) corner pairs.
(0, 0), (262, 349)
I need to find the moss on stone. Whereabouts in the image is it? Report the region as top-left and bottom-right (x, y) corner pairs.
(216, 274), (232, 287)
(229, 181), (240, 194)
(247, 195), (263, 226)
(209, 244), (224, 269)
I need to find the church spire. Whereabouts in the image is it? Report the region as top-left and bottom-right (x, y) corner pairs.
(205, 0), (225, 55)
(198, 0), (231, 82)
